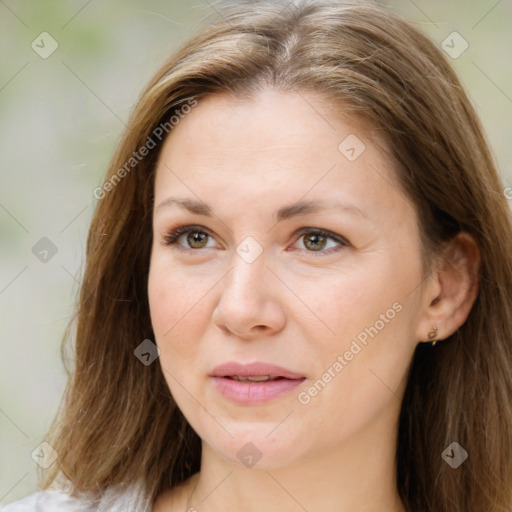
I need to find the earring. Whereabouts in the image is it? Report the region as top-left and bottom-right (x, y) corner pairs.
(427, 324), (439, 346)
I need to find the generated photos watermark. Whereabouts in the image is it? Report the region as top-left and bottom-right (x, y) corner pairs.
(93, 97), (198, 200)
(297, 301), (403, 405)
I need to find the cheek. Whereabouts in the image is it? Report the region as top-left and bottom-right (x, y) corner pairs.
(284, 259), (404, 348)
(295, 252), (419, 385)
(147, 256), (207, 357)
(148, 263), (204, 409)
(148, 251), (206, 324)
(294, 287), (414, 447)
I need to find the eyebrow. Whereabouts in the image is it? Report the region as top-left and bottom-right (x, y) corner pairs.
(156, 197), (368, 222)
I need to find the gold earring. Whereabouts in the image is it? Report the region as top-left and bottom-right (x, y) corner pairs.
(427, 324), (439, 346)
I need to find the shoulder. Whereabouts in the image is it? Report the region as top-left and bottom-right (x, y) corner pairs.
(2, 482), (152, 512)
(2, 489), (88, 511)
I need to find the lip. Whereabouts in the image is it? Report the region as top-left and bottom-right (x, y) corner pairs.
(209, 361), (306, 405)
(209, 361), (306, 380)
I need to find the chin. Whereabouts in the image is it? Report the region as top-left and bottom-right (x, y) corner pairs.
(201, 423), (310, 470)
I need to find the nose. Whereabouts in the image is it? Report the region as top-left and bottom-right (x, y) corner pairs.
(212, 253), (287, 340)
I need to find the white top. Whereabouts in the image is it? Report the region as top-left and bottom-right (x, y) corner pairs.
(2, 482), (152, 511)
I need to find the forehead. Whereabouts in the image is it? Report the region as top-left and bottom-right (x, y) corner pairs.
(153, 89), (412, 226)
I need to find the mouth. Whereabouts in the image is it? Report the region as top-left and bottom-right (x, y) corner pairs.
(209, 361), (306, 380)
(225, 375), (288, 382)
(209, 362), (306, 404)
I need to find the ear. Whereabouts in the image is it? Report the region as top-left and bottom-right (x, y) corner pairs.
(415, 232), (481, 343)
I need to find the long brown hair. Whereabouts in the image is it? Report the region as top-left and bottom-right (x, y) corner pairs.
(40, 1), (512, 510)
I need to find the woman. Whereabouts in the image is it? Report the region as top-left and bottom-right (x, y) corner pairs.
(5, 1), (512, 511)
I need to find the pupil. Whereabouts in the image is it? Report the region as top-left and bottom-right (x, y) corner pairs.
(306, 234), (326, 251)
(189, 232), (206, 248)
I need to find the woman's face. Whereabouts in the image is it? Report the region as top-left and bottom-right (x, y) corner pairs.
(148, 89), (431, 468)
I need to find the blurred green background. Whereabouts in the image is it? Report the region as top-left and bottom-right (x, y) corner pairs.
(1, 0), (511, 504)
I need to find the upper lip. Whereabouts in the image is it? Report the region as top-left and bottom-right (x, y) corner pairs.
(209, 361), (305, 380)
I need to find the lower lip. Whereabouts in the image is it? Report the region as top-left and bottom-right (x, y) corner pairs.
(210, 376), (306, 404)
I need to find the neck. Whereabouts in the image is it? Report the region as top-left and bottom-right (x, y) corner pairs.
(186, 410), (405, 512)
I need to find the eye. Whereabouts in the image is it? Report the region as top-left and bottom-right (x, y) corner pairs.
(161, 225), (349, 256)
(161, 225), (216, 251)
(290, 228), (348, 256)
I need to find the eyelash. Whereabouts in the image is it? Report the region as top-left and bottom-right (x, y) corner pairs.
(160, 224), (349, 257)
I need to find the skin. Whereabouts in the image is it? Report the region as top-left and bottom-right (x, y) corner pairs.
(148, 89), (480, 512)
